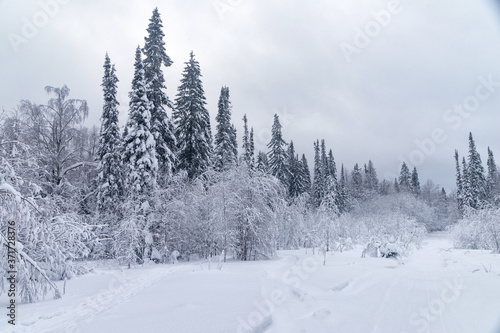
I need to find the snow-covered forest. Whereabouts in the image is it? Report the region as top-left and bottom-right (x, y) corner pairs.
(1, 7), (500, 333)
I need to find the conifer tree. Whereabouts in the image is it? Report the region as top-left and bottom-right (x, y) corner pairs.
(143, 7), (176, 181)
(123, 47), (158, 198)
(96, 53), (123, 215)
(399, 162), (411, 192)
(466, 133), (486, 209)
(337, 164), (348, 212)
(351, 163), (364, 199)
(455, 150), (464, 215)
(256, 151), (269, 173)
(300, 154), (312, 194)
(267, 114), (289, 185)
(410, 167), (421, 197)
(214, 86), (238, 171)
(242, 114), (252, 167)
(312, 140), (324, 208)
(486, 147), (499, 201)
(173, 51), (212, 179)
(462, 157), (472, 209)
(286, 141), (301, 198)
(364, 160), (378, 195)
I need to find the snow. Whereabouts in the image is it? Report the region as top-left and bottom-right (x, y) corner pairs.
(2, 232), (500, 333)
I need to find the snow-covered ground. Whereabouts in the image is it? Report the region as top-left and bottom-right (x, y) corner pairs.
(2, 232), (500, 333)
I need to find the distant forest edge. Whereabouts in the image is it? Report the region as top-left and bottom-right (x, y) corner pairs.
(1, 8), (499, 303)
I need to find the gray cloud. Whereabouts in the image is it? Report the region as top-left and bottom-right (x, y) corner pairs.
(2, 0), (500, 190)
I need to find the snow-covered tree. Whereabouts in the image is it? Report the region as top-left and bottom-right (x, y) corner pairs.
(267, 114), (289, 185)
(398, 162), (411, 192)
(241, 114), (254, 168)
(455, 150), (464, 216)
(486, 147), (499, 202)
(350, 163), (364, 200)
(143, 7), (176, 182)
(364, 160), (378, 196)
(118, 47), (158, 264)
(466, 133), (486, 209)
(96, 53), (123, 215)
(214, 86), (238, 171)
(173, 51), (212, 179)
(256, 151), (269, 173)
(410, 167), (421, 197)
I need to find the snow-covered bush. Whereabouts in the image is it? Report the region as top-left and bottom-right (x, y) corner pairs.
(451, 207), (500, 253)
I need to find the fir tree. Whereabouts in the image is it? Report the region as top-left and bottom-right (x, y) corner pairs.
(214, 86), (238, 171)
(123, 46), (158, 198)
(249, 127), (255, 168)
(337, 164), (348, 212)
(256, 151), (269, 173)
(143, 7), (176, 181)
(462, 157), (472, 209)
(96, 53), (123, 215)
(394, 178), (400, 193)
(466, 133), (486, 209)
(399, 162), (411, 192)
(410, 167), (421, 197)
(287, 141), (301, 198)
(351, 163), (364, 199)
(311, 140), (323, 208)
(486, 147), (499, 201)
(267, 114), (289, 185)
(454, 150), (464, 215)
(242, 114), (252, 167)
(364, 160), (378, 195)
(173, 51), (212, 179)
(300, 154), (312, 194)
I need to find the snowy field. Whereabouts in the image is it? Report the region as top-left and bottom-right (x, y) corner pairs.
(2, 232), (500, 333)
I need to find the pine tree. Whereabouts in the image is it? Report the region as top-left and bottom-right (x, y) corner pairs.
(454, 150), (464, 215)
(256, 151), (269, 173)
(242, 114), (252, 167)
(399, 162), (411, 192)
(337, 164), (348, 213)
(173, 51), (212, 179)
(143, 7), (176, 181)
(410, 167), (421, 197)
(287, 141), (301, 198)
(486, 147), (499, 201)
(312, 140), (323, 208)
(214, 86), (238, 171)
(300, 154), (312, 194)
(123, 47), (158, 198)
(96, 53), (123, 215)
(267, 114), (289, 185)
(351, 163), (364, 199)
(467, 133), (486, 209)
(364, 160), (378, 195)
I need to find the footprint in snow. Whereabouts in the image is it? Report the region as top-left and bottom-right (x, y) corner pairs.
(313, 309), (331, 320)
(331, 280), (350, 292)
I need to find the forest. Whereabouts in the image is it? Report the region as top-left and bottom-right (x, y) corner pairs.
(1, 8), (499, 305)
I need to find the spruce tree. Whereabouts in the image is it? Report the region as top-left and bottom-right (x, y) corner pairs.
(300, 154), (312, 194)
(351, 163), (364, 199)
(267, 114), (289, 185)
(143, 7), (176, 181)
(486, 147), (499, 201)
(467, 133), (486, 209)
(364, 160), (378, 195)
(173, 51), (212, 179)
(399, 162), (411, 192)
(96, 53), (123, 215)
(242, 114), (251, 167)
(123, 47), (158, 198)
(214, 86), (238, 171)
(312, 140), (323, 208)
(287, 141), (301, 198)
(256, 151), (269, 173)
(462, 157), (472, 209)
(454, 150), (464, 215)
(410, 167), (421, 197)
(337, 164), (348, 212)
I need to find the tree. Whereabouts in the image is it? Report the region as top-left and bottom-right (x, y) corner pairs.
(466, 133), (486, 209)
(214, 86), (238, 171)
(486, 147), (499, 202)
(455, 150), (464, 215)
(256, 151), (269, 173)
(241, 114), (254, 168)
(410, 167), (421, 197)
(311, 140), (324, 208)
(300, 154), (312, 195)
(364, 160), (378, 196)
(398, 162), (411, 192)
(267, 114), (289, 185)
(143, 7), (176, 182)
(286, 141), (302, 198)
(350, 163), (364, 200)
(119, 47), (159, 264)
(173, 51), (212, 179)
(96, 53), (123, 215)
(123, 47), (158, 199)
(20, 85), (89, 195)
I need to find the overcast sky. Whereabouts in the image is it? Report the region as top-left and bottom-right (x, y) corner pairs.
(2, 0), (500, 191)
